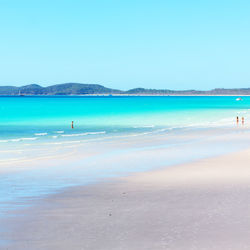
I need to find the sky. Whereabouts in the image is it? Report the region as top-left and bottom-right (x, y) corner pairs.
(0, 0), (250, 90)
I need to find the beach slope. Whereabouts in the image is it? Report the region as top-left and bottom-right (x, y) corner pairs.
(2, 149), (250, 250)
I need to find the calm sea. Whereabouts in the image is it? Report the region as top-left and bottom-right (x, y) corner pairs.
(0, 95), (247, 140)
(0, 96), (250, 218)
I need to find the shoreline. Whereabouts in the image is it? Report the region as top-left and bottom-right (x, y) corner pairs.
(0, 94), (249, 96)
(1, 127), (250, 215)
(2, 148), (250, 249)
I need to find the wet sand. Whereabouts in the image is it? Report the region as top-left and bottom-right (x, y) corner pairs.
(2, 148), (250, 250)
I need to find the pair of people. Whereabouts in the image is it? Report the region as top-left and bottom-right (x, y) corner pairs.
(236, 116), (244, 125)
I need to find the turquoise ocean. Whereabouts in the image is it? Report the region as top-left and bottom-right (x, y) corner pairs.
(0, 96), (248, 142)
(1, 96), (250, 220)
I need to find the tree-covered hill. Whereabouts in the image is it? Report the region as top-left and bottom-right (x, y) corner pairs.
(0, 83), (250, 95)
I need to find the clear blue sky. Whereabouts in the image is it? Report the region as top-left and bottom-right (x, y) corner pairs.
(0, 0), (250, 90)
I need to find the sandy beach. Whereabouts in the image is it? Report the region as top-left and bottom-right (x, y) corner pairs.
(1, 0), (250, 248)
(2, 148), (250, 250)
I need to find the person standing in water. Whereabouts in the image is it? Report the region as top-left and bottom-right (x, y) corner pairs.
(71, 121), (74, 129)
(236, 116), (239, 125)
(242, 117), (244, 125)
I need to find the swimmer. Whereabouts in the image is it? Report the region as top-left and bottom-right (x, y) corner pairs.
(71, 121), (74, 129)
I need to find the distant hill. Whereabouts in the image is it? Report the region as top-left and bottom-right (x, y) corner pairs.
(0, 83), (250, 95)
(126, 87), (250, 95)
(0, 83), (122, 95)
(43, 83), (122, 95)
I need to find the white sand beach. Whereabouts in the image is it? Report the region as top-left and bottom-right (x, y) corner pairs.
(2, 147), (250, 250)
(1, 0), (250, 248)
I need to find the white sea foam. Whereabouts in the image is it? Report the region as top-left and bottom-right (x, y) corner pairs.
(61, 131), (106, 137)
(10, 137), (38, 142)
(237, 111), (247, 114)
(133, 125), (155, 128)
(10, 139), (21, 142)
(55, 131), (64, 134)
(22, 137), (38, 141)
(34, 133), (48, 136)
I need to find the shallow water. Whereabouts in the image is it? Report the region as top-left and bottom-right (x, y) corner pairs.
(0, 96), (248, 159)
(0, 96), (250, 218)
(0, 95), (248, 138)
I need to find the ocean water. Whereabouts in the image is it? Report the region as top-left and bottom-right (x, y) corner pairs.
(0, 95), (248, 140)
(1, 96), (250, 220)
